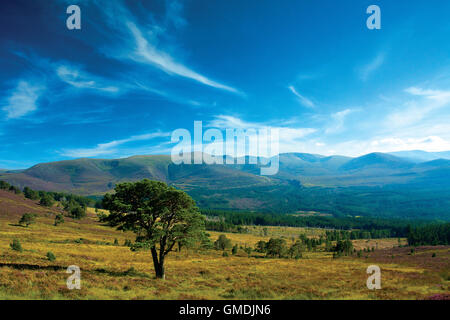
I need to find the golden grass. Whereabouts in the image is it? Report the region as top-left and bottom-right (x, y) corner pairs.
(0, 208), (448, 300)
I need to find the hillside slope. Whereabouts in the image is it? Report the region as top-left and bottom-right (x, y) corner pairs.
(0, 189), (62, 221)
(1, 152), (450, 218)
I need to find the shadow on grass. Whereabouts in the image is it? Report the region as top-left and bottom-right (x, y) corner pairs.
(0, 263), (152, 278)
(0, 262), (65, 271)
(94, 267), (150, 278)
(8, 224), (27, 228)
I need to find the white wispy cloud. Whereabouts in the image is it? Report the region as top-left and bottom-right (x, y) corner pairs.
(205, 115), (316, 156)
(322, 135), (450, 157)
(405, 87), (450, 103)
(325, 108), (356, 134)
(17, 50), (209, 109)
(370, 136), (450, 153)
(386, 86), (450, 128)
(288, 85), (314, 108)
(61, 131), (170, 158)
(2, 81), (45, 119)
(88, 1), (240, 95)
(56, 65), (120, 93)
(126, 22), (239, 94)
(358, 53), (385, 81)
(208, 115), (317, 139)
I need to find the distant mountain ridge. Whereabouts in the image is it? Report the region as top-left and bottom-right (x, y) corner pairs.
(389, 150), (450, 163)
(1, 151), (449, 218)
(340, 153), (414, 171)
(1, 150), (449, 193)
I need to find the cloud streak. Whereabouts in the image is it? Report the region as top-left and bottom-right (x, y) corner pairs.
(2, 80), (45, 119)
(61, 131), (170, 158)
(386, 86), (450, 128)
(56, 65), (120, 93)
(358, 53), (385, 81)
(288, 85), (314, 108)
(325, 108), (355, 134)
(126, 22), (240, 94)
(87, 1), (241, 95)
(206, 115), (316, 155)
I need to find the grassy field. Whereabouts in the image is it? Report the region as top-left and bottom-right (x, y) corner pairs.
(0, 191), (448, 300)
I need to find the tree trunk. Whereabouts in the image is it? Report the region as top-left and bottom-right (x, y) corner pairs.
(158, 256), (165, 280)
(151, 246), (165, 279)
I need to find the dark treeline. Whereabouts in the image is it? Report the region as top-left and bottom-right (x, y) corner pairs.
(325, 229), (391, 240)
(3, 179), (449, 243)
(201, 209), (445, 238)
(407, 223), (450, 246)
(192, 184), (450, 220)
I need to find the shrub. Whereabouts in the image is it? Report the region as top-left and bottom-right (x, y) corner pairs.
(97, 211), (108, 221)
(114, 238), (119, 246)
(222, 251), (229, 257)
(39, 194), (54, 207)
(124, 239), (132, 247)
(266, 238), (288, 258)
(432, 252), (436, 258)
(255, 240), (266, 253)
(54, 214), (64, 226)
(64, 201), (86, 219)
(333, 239), (354, 256)
(0, 180), (11, 190)
(288, 240), (304, 259)
(19, 213), (37, 227)
(9, 185), (22, 194)
(130, 240), (150, 252)
(200, 236), (214, 250)
(214, 234), (232, 251)
(10, 239), (23, 252)
(46, 251), (56, 261)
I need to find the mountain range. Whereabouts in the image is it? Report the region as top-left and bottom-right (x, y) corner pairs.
(1, 151), (449, 219)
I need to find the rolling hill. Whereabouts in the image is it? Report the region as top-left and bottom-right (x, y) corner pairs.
(389, 150), (450, 163)
(1, 151), (450, 219)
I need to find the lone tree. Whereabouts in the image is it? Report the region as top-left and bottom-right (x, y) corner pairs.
(19, 213), (36, 227)
(102, 179), (205, 279)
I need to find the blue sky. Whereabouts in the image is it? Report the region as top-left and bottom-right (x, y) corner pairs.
(1, 0), (450, 169)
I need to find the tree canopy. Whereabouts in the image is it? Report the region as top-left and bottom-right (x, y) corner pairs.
(102, 179), (205, 279)
(19, 213), (36, 227)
